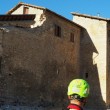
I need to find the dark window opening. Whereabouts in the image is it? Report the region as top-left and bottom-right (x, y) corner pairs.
(70, 33), (74, 42)
(23, 7), (29, 14)
(54, 24), (61, 37)
(85, 73), (88, 78)
(0, 57), (2, 74)
(108, 30), (110, 43)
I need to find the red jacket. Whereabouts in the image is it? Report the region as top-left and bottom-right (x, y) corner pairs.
(67, 104), (83, 110)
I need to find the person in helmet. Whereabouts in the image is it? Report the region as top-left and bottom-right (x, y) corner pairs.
(67, 79), (89, 110)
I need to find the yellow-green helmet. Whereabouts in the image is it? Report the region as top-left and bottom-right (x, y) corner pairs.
(67, 79), (89, 98)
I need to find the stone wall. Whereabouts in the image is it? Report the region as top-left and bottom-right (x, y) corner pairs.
(0, 11), (81, 109)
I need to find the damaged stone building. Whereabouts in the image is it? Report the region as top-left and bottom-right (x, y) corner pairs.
(0, 2), (110, 110)
(0, 2), (82, 110)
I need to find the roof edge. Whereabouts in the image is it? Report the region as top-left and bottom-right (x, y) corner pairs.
(45, 9), (83, 28)
(7, 2), (83, 28)
(6, 2), (45, 15)
(0, 14), (36, 21)
(71, 12), (109, 21)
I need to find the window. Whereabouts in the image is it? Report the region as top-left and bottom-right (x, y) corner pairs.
(54, 24), (61, 37)
(23, 7), (29, 14)
(108, 30), (110, 43)
(85, 73), (88, 78)
(70, 33), (74, 42)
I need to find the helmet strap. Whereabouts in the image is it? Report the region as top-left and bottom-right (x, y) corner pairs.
(69, 94), (86, 103)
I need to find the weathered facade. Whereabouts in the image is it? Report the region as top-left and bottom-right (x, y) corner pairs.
(0, 3), (82, 109)
(1, 2), (110, 110)
(72, 13), (110, 109)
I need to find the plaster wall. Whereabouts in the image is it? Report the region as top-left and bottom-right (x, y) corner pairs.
(11, 5), (44, 27)
(73, 16), (107, 109)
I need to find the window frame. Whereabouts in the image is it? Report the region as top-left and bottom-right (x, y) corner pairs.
(54, 24), (61, 37)
(70, 33), (74, 42)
